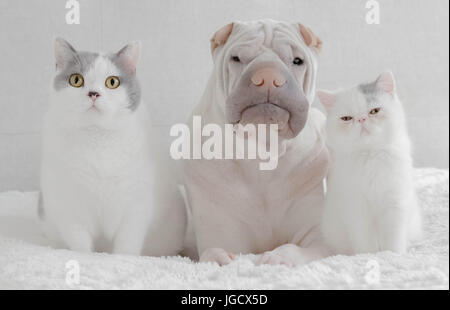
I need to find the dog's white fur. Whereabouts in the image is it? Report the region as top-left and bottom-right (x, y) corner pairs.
(183, 20), (330, 266)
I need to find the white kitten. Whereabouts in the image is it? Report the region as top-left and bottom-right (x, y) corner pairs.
(317, 72), (422, 255)
(39, 38), (186, 255)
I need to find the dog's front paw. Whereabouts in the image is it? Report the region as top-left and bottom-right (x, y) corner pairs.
(257, 251), (295, 267)
(200, 248), (235, 266)
(256, 244), (303, 267)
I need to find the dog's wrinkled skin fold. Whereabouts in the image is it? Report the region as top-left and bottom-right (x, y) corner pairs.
(183, 20), (330, 266)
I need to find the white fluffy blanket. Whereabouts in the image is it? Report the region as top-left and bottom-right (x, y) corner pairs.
(0, 168), (448, 289)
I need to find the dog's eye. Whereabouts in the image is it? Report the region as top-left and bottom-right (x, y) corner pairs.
(369, 107), (381, 115)
(293, 57), (304, 66)
(341, 116), (353, 121)
(231, 56), (241, 62)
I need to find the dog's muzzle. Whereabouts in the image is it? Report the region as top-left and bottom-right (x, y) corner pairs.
(226, 62), (309, 139)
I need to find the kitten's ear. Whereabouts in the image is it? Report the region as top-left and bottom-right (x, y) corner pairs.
(376, 71), (396, 95)
(317, 90), (337, 110)
(54, 38), (78, 71)
(116, 41), (141, 75)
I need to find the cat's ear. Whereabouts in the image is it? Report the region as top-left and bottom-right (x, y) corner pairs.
(376, 71), (396, 95)
(54, 38), (78, 71)
(317, 90), (337, 110)
(116, 41), (141, 75)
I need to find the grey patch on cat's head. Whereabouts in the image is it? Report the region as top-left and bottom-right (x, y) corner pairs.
(107, 53), (141, 111)
(358, 79), (380, 104)
(53, 49), (99, 91)
(38, 192), (45, 220)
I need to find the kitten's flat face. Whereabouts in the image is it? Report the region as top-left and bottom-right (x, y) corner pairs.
(51, 38), (141, 128)
(318, 72), (400, 151)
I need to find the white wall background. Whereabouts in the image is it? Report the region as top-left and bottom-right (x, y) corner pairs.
(0, 0), (448, 191)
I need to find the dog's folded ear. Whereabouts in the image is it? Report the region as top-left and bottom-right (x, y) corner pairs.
(210, 23), (234, 54)
(298, 23), (322, 53)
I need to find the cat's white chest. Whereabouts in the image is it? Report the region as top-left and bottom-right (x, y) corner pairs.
(324, 149), (409, 253)
(41, 125), (151, 240)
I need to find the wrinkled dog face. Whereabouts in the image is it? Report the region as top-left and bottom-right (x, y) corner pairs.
(211, 20), (322, 139)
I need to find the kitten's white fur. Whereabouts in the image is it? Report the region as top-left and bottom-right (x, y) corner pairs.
(318, 72), (422, 254)
(40, 39), (186, 255)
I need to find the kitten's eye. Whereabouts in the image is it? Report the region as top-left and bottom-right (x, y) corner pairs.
(369, 107), (381, 115)
(231, 56), (241, 63)
(69, 73), (84, 88)
(340, 116), (353, 121)
(293, 57), (304, 66)
(105, 76), (120, 89)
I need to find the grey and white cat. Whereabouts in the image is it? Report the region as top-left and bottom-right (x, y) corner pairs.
(318, 72), (422, 255)
(40, 38), (186, 255)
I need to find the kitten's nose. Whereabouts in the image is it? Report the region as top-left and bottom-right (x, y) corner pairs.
(358, 117), (367, 123)
(88, 91), (101, 101)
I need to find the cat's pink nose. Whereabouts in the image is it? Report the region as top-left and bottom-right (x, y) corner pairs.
(88, 91), (101, 101)
(251, 68), (286, 91)
(358, 117), (367, 123)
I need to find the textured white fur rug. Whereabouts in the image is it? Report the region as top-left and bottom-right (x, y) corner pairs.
(0, 168), (448, 290)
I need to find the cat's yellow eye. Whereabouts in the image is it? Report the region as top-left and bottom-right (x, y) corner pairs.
(340, 116), (353, 121)
(105, 76), (120, 89)
(369, 108), (381, 115)
(69, 73), (84, 88)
